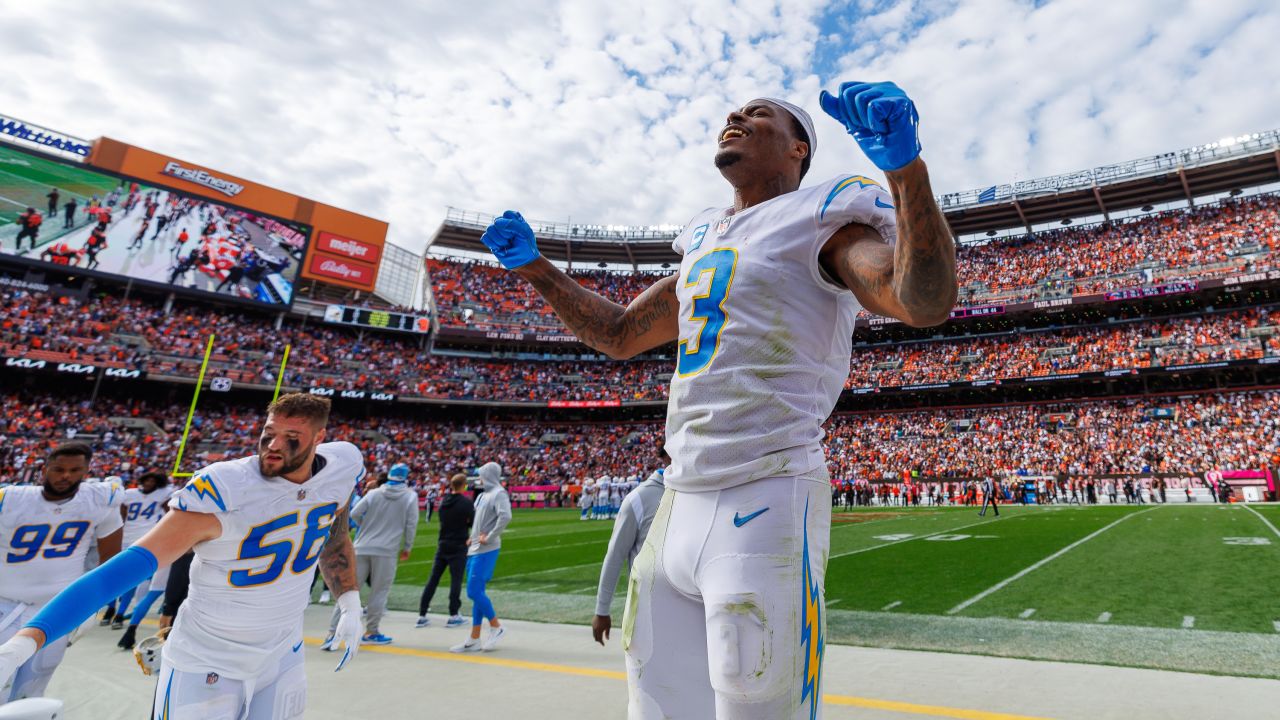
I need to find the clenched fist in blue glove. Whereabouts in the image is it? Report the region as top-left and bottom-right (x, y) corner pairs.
(819, 81), (921, 172)
(480, 210), (540, 270)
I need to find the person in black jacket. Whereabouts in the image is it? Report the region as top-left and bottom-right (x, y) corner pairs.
(416, 474), (474, 627)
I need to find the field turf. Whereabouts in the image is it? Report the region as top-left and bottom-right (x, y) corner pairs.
(0, 144), (119, 227)
(382, 501), (1280, 676)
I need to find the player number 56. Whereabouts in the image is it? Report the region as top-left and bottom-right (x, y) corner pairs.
(229, 503), (338, 587)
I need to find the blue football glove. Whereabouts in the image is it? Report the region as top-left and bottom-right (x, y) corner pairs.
(480, 210), (540, 270)
(819, 81), (921, 172)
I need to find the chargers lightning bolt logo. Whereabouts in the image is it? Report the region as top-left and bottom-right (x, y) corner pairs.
(820, 175), (883, 220)
(185, 474), (227, 512)
(799, 498), (824, 720)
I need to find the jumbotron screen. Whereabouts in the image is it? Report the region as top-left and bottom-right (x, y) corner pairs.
(0, 142), (309, 307)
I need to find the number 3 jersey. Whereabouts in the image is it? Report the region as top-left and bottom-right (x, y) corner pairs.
(664, 175), (897, 492)
(0, 482), (124, 606)
(165, 441), (366, 679)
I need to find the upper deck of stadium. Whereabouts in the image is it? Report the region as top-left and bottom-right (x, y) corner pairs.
(429, 130), (1280, 268)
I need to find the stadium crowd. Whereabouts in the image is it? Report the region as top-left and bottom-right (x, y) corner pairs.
(2, 390), (1276, 488)
(429, 193), (1280, 331)
(4, 284), (1278, 401)
(846, 306), (1279, 387)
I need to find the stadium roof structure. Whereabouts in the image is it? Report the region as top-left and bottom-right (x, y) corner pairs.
(429, 129), (1280, 268)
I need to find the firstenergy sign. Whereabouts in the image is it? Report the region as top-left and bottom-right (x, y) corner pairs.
(160, 162), (245, 197)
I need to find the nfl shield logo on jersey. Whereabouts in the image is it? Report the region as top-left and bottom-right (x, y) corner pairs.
(716, 214), (733, 234)
(297, 489), (307, 500)
(206, 672), (219, 685)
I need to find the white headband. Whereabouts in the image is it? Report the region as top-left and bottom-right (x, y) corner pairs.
(755, 97), (815, 163)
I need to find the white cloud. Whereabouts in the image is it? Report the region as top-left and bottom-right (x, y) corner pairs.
(1, 0), (1276, 256)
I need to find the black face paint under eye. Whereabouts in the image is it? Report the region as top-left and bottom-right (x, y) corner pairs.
(259, 436), (272, 448)
(286, 437), (301, 455)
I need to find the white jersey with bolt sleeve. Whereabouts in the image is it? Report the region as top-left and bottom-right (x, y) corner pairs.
(0, 482), (124, 606)
(664, 174), (897, 492)
(163, 441), (366, 680)
(120, 486), (174, 546)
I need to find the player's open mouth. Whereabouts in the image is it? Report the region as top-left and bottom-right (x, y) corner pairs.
(719, 125), (749, 145)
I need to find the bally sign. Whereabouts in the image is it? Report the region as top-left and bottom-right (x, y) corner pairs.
(315, 231), (382, 264)
(160, 162), (245, 197)
(307, 253), (376, 285)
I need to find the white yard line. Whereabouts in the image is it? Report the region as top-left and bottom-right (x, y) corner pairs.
(521, 584), (558, 593)
(826, 598), (842, 607)
(831, 514), (1011, 559)
(1242, 505), (1280, 540)
(1182, 616), (1196, 629)
(881, 601), (902, 611)
(947, 507), (1156, 615)
(1018, 608), (1036, 619)
(1273, 620), (1280, 633)
(495, 561), (601, 581)
(1097, 612), (1112, 623)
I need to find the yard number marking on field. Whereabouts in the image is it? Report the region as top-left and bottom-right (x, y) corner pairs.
(947, 507), (1156, 615)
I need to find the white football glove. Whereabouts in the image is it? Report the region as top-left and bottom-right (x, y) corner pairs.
(332, 591), (363, 672)
(0, 635), (37, 698)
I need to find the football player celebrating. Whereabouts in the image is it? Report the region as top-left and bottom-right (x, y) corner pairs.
(478, 82), (956, 719)
(0, 443), (124, 703)
(0, 394), (367, 719)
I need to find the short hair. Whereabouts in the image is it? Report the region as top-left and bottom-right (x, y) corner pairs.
(48, 442), (92, 463)
(450, 473), (467, 492)
(266, 393), (330, 428)
(787, 113), (812, 182)
(137, 470), (168, 486)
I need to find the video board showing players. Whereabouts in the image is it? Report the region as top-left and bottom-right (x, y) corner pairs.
(0, 143), (309, 307)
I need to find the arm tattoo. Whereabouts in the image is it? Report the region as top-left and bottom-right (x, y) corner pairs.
(319, 506), (358, 595)
(518, 262), (678, 358)
(885, 159), (958, 325)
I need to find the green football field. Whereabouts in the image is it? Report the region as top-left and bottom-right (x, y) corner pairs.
(0, 143), (120, 227)
(381, 502), (1280, 676)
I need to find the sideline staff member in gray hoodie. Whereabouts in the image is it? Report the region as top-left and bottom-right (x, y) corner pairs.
(324, 463), (419, 647)
(450, 462), (512, 653)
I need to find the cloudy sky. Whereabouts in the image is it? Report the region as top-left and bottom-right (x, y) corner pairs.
(3, 0), (1277, 253)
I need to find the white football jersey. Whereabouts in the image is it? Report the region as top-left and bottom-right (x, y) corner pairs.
(0, 482), (124, 605)
(120, 485), (174, 546)
(164, 442), (365, 679)
(664, 175), (896, 491)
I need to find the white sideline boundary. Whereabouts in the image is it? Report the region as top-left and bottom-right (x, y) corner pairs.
(948, 507), (1157, 615)
(1242, 505), (1280, 540)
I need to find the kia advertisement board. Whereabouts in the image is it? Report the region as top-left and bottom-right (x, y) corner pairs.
(0, 143), (308, 308)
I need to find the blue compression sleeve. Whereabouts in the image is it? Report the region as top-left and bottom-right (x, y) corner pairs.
(128, 590), (164, 628)
(25, 546), (158, 642)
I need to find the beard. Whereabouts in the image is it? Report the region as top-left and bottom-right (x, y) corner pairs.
(714, 149), (743, 170)
(259, 444), (311, 477)
(42, 479), (80, 500)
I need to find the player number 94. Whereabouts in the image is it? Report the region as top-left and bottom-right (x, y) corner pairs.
(229, 503), (338, 587)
